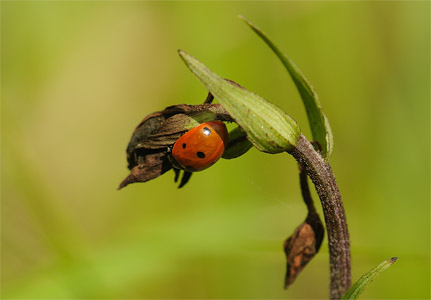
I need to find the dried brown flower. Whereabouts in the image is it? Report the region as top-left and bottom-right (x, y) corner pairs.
(118, 103), (234, 189)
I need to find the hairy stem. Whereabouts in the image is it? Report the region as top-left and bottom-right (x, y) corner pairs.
(289, 134), (351, 299)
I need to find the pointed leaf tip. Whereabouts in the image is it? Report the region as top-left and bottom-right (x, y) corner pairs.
(238, 14), (247, 22)
(342, 257), (398, 299)
(240, 15), (333, 158)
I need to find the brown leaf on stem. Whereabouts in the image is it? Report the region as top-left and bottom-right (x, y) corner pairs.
(118, 150), (172, 189)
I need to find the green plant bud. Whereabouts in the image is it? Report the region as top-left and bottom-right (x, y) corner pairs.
(179, 50), (301, 153)
(222, 126), (253, 159)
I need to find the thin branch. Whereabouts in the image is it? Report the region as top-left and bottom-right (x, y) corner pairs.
(299, 164), (324, 252)
(299, 164), (316, 214)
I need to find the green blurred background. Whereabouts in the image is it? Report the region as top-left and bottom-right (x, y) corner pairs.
(2, 1), (429, 299)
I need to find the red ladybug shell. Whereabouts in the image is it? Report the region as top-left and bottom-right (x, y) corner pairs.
(172, 121), (229, 172)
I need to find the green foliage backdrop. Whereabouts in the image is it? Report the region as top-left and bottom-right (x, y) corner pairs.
(2, 2), (429, 299)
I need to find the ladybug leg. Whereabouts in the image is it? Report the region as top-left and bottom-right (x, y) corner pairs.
(178, 171), (192, 189)
(173, 168), (180, 183)
(203, 91), (214, 104)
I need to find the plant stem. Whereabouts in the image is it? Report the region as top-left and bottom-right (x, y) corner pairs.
(288, 134), (351, 299)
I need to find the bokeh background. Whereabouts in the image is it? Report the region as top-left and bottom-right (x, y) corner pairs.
(2, 1), (429, 299)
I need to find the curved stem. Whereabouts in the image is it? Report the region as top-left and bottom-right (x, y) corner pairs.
(288, 134), (351, 299)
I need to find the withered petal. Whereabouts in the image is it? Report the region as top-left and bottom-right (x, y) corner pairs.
(118, 151), (171, 189)
(284, 222), (317, 289)
(283, 212), (324, 289)
(136, 114), (194, 149)
(126, 115), (166, 169)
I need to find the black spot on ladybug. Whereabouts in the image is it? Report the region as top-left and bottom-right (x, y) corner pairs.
(197, 151), (206, 158)
(182, 143), (186, 149)
(203, 127), (211, 136)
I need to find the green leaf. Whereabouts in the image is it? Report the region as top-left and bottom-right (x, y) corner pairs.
(178, 50), (301, 154)
(239, 15), (333, 158)
(342, 257), (398, 300)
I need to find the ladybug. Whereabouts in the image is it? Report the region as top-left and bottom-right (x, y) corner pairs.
(171, 121), (229, 172)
